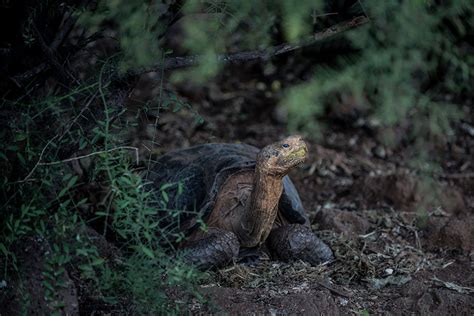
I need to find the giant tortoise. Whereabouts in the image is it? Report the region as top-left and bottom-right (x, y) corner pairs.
(145, 136), (333, 269)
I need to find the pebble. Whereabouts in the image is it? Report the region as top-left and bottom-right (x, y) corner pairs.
(256, 82), (266, 90)
(339, 298), (349, 306)
(460, 123), (474, 137)
(373, 146), (386, 159)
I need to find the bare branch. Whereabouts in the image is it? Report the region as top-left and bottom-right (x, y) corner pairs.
(51, 11), (79, 50)
(38, 146), (140, 166)
(440, 172), (474, 179)
(143, 15), (369, 72)
(17, 92), (98, 183)
(13, 16), (368, 85)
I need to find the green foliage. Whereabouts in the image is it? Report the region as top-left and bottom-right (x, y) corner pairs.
(283, 1), (472, 143)
(83, 0), (472, 153)
(174, 0), (323, 82)
(80, 1), (168, 71)
(0, 64), (203, 313)
(360, 309), (370, 316)
(89, 153), (203, 313)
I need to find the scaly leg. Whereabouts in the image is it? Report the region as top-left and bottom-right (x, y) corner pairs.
(181, 228), (240, 270)
(267, 224), (333, 265)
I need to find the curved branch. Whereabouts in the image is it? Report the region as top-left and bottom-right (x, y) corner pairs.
(146, 15), (369, 72)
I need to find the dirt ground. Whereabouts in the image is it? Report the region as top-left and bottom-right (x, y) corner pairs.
(150, 61), (473, 315)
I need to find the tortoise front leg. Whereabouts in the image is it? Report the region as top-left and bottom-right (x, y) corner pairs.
(267, 224), (334, 266)
(181, 228), (240, 270)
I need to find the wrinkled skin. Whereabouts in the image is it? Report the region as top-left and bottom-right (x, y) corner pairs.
(172, 136), (333, 269)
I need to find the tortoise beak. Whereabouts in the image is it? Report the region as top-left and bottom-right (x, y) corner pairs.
(285, 144), (308, 169)
(288, 142), (308, 160)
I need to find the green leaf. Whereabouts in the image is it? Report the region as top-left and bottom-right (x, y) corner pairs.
(119, 175), (132, 185)
(161, 190), (169, 203)
(16, 152), (26, 165)
(14, 132), (28, 142)
(92, 258), (105, 266)
(57, 187), (68, 199)
(42, 271), (54, 280)
(360, 310), (370, 316)
(79, 264), (93, 272)
(0, 243), (9, 256)
(43, 280), (55, 292)
(76, 248), (89, 257)
(141, 246), (155, 259)
(160, 183), (175, 191)
(54, 267), (66, 276)
(79, 138), (88, 150)
(66, 175), (78, 189)
(144, 231), (152, 242)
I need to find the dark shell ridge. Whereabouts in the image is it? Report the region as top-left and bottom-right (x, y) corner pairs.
(144, 143), (308, 233)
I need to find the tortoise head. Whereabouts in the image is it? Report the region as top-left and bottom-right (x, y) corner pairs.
(257, 135), (308, 177)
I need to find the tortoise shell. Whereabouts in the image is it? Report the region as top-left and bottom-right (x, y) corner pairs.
(144, 143), (309, 234)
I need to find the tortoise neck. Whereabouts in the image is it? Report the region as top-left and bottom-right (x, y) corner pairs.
(239, 167), (283, 247)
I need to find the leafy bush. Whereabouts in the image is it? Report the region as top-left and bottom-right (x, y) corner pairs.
(0, 69), (203, 313)
(283, 1), (473, 142)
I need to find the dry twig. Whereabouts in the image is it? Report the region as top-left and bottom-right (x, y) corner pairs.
(142, 16), (369, 73)
(17, 92), (98, 183)
(38, 146), (140, 166)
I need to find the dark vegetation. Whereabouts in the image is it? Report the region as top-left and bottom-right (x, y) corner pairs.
(0, 0), (473, 314)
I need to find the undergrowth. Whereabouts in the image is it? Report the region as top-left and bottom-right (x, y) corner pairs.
(0, 63), (204, 313)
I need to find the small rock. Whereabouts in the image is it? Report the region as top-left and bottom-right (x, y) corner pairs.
(339, 298), (349, 306)
(373, 146), (386, 159)
(369, 275), (412, 289)
(460, 122), (474, 137)
(256, 82), (266, 90)
(385, 268), (394, 275)
(426, 214), (474, 254)
(292, 282), (309, 293)
(315, 209), (371, 237)
(348, 136), (358, 147)
(271, 80), (281, 91)
(431, 207), (449, 217)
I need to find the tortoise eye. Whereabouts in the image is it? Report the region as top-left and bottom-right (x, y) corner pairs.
(281, 143), (289, 148)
